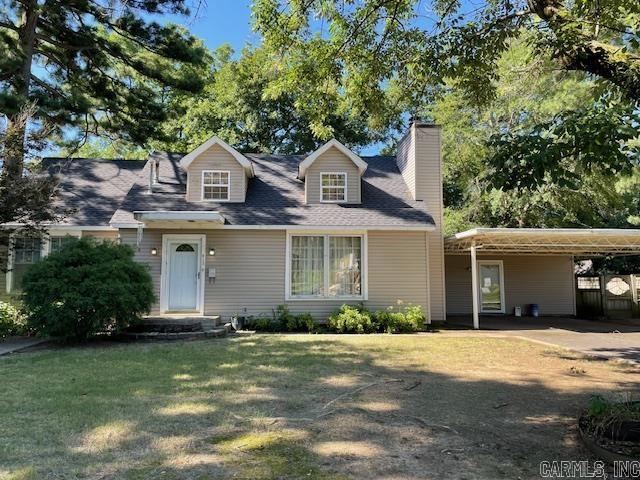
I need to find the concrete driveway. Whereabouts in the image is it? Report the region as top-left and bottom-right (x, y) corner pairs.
(447, 316), (640, 364)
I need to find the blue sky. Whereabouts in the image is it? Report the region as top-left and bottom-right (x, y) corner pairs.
(169, 1), (257, 54)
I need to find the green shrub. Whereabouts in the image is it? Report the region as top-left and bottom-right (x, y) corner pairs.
(399, 304), (426, 332)
(22, 238), (155, 341)
(0, 301), (28, 338)
(274, 304), (295, 330)
(371, 304), (427, 333)
(328, 304), (375, 334)
(247, 314), (276, 332)
(292, 312), (315, 333)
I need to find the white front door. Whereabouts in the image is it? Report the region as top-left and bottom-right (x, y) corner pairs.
(167, 240), (201, 311)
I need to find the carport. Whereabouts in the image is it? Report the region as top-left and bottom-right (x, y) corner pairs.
(444, 228), (640, 329)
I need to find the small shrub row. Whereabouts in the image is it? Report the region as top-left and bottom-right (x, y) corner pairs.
(0, 301), (29, 339)
(244, 305), (315, 333)
(328, 303), (426, 334)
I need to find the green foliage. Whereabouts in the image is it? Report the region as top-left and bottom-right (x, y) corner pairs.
(289, 312), (316, 333)
(274, 304), (295, 331)
(21, 238), (155, 341)
(275, 305), (316, 332)
(328, 304), (375, 334)
(328, 303), (427, 334)
(431, 38), (640, 234)
(373, 305), (426, 333)
(246, 314), (276, 332)
(153, 45), (380, 154)
(587, 395), (611, 418)
(0, 1), (208, 176)
(246, 308), (315, 332)
(0, 301), (28, 339)
(487, 99), (640, 191)
(253, 0), (640, 130)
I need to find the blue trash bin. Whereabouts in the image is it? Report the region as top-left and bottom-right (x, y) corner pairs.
(530, 304), (540, 317)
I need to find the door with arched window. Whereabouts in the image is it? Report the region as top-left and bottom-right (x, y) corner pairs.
(163, 236), (204, 312)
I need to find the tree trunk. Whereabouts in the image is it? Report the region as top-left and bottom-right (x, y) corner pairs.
(3, 0), (39, 179)
(527, 0), (640, 101)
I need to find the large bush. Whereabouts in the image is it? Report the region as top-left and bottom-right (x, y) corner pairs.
(329, 303), (427, 334)
(0, 301), (28, 339)
(22, 238), (155, 341)
(328, 304), (375, 334)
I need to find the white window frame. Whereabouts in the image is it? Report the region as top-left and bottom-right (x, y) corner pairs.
(5, 230), (82, 294)
(320, 172), (347, 203)
(477, 260), (506, 314)
(285, 231), (368, 301)
(201, 170), (231, 202)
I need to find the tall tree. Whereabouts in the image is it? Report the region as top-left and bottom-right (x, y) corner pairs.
(428, 39), (640, 234)
(253, 0), (640, 129)
(0, 0), (207, 228)
(1, 0), (206, 175)
(154, 45), (387, 154)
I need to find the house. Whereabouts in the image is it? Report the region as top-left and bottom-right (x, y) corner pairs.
(3, 121), (640, 326)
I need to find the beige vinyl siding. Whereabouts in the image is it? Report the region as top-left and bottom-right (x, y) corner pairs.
(121, 228), (430, 320)
(305, 146), (361, 204)
(185, 144), (246, 202)
(366, 231), (428, 313)
(397, 125), (446, 321)
(82, 230), (119, 241)
(395, 129), (416, 199)
(445, 254), (575, 316)
(417, 128), (446, 322)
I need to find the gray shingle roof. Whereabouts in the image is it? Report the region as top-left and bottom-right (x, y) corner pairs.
(42, 158), (147, 226)
(109, 152), (435, 228)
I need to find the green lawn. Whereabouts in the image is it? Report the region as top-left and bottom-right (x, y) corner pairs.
(0, 334), (637, 479)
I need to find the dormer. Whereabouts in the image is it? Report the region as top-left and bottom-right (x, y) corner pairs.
(180, 136), (254, 203)
(298, 139), (367, 204)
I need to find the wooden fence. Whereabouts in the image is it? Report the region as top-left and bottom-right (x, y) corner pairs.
(576, 275), (640, 319)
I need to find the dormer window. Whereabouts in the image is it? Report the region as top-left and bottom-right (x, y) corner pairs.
(320, 172), (346, 203)
(202, 170), (230, 201)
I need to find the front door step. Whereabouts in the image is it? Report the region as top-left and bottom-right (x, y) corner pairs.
(118, 325), (230, 342)
(142, 316), (222, 330)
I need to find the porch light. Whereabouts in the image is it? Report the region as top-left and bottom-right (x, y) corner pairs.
(208, 247), (216, 256)
(150, 247), (158, 256)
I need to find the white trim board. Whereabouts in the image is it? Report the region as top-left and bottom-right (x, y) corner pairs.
(179, 135), (254, 177)
(111, 223), (436, 232)
(298, 139), (367, 179)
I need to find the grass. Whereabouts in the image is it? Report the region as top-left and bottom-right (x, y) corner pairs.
(0, 334), (638, 479)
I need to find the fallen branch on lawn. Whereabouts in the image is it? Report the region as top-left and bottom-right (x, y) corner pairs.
(229, 410), (337, 424)
(409, 417), (460, 435)
(323, 378), (403, 409)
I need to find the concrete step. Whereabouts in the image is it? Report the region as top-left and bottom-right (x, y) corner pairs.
(140, 316), (222, 332)
(118, 326), (228, 342)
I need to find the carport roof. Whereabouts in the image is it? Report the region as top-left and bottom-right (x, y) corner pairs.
(444, 228), (640, 256)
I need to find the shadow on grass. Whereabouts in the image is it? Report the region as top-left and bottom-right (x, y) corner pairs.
(1, 335), (638, 479)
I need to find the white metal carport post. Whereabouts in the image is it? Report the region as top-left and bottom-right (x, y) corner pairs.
(470, 240), (480, 329)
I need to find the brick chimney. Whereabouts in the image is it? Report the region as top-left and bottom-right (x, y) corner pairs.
(396, 120), (446, 321)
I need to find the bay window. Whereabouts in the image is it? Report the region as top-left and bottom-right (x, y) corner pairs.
(288, 234), (365, 299)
